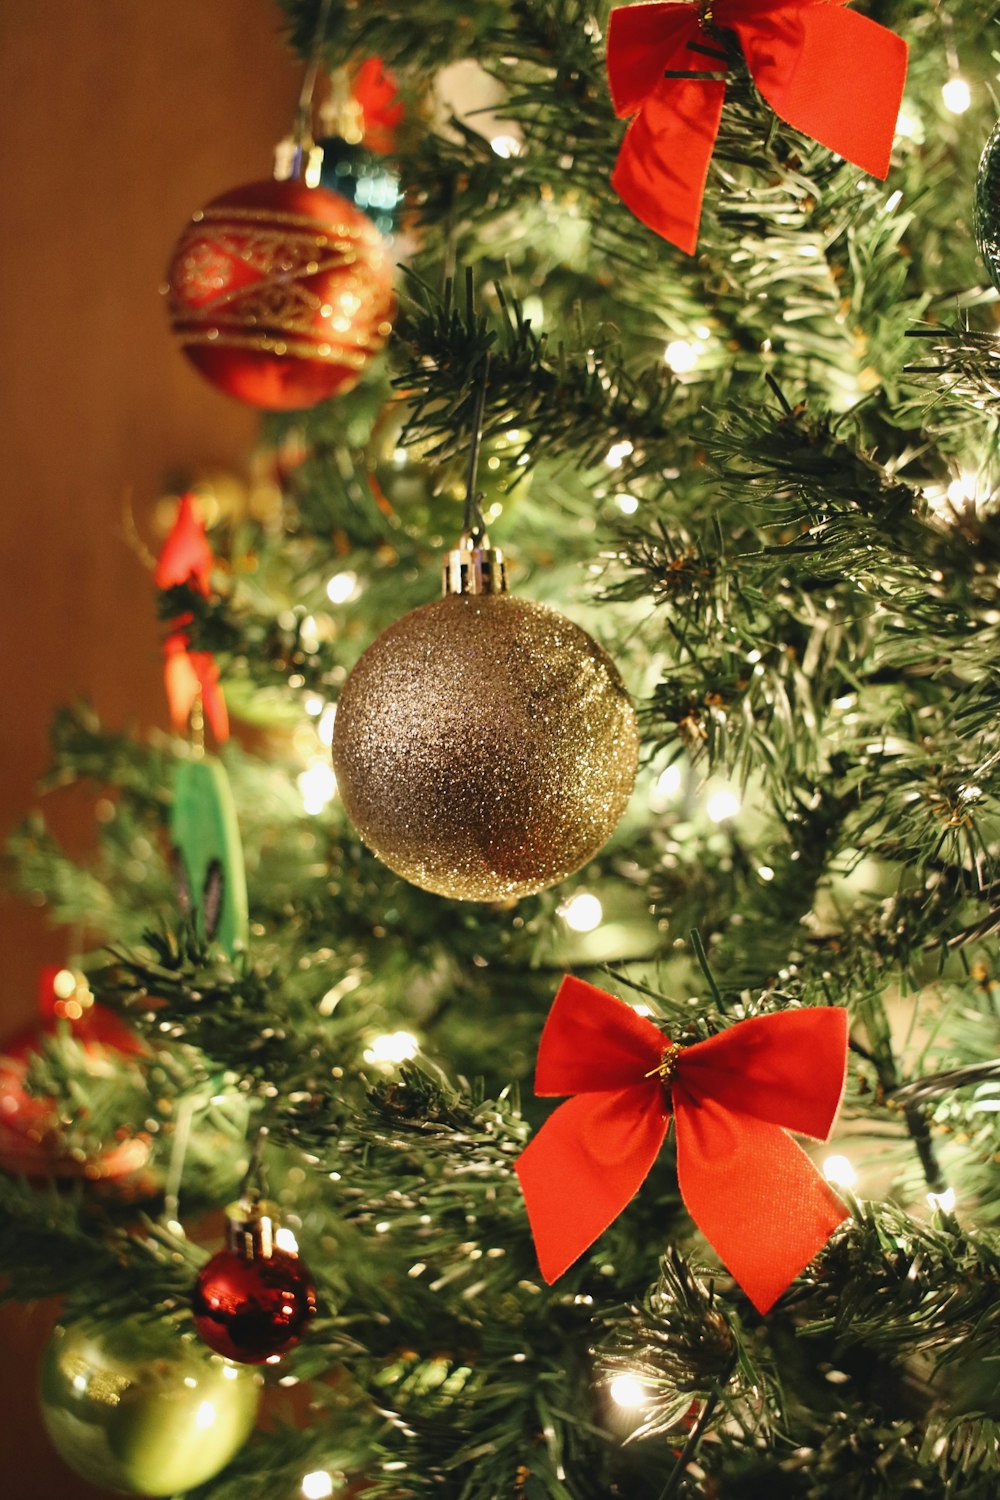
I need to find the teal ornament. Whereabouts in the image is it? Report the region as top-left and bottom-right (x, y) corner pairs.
(170, 757), (249, 956)
(40, 1316), (261, 1495)
(974, 118), (1000, 294)
(317, 136), (400, 236)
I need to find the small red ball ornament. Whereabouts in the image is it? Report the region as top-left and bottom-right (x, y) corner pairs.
(192, 1200), (317, 1364)
(164, 176), (395, 410)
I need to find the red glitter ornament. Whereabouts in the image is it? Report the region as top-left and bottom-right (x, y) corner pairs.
(164, 176), (395, 411)
(0, 967), (149, 1183)
(192, 1200), (317, 1364)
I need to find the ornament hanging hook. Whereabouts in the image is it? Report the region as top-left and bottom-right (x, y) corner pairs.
(294, 0), (336, 148)
(275, 0), (335, 183)
(238, 1123), (270, 1210)
(462, 353), (492, 544)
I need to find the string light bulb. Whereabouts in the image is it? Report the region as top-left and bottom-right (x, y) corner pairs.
(926, 1186), (956, 1213)
(823, 1154), (857, 1189)
(706, 784), (741, 824)
(558, 892), (603, 932)
(941, 76), (971, 114)
(297, 760), (337, 815)
(301, 1473), (335, 1500)
(326, 571), (359, 605)
(608, 1373), (648, 1410)
(364, 1030), (419, 1067)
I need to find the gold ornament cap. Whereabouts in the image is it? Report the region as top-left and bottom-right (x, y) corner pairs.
(442, 530), (508, 597)
(225, 1199), (280, 1260)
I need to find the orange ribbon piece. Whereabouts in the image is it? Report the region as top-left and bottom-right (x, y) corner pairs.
(516, 976), (849, 1312)
(606, 0), (908, 253)
(154, 494), (229, 743)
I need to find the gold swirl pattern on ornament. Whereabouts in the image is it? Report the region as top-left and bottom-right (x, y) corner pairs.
(193, 202), (384, 247)
(167, 216), (392, 358)
(331, 594), (639, 902)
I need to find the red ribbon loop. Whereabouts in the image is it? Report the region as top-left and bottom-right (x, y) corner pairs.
(155, 494), (229, 743)
(606, 0), (908, 253)
(516, 976), (849, 1312)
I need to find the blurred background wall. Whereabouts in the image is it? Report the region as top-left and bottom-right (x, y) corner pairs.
(0, 4), (299, 1492)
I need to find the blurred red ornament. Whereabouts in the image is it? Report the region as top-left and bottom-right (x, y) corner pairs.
(192, 1200), (317, 1364)
(0, 967), (149, 1183)
(164, 176), (395, 411)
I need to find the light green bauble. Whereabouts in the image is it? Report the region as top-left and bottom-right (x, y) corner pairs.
(40, 1315), (261, 1495)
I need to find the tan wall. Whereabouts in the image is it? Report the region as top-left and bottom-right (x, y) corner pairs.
(0, 4), (300, 1493)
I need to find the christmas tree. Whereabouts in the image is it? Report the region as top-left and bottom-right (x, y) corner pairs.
(4, 1), (1000, 1496)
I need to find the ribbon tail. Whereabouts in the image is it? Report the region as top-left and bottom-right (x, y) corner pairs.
(191, 653), (230, 743)
(674, 1095), (847, 1313)
(516, 1084), (668, 1282)
(163, 642), (201, 735)
(611, 76), (725, 254)
(737, 7), (907, 181)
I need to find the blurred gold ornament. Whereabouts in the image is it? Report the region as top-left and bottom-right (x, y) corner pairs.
(332, 536), (638, 901)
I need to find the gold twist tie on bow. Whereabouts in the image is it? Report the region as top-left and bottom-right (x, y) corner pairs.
(697, 1), (717, 36)
(647, 1042), (684, 1086)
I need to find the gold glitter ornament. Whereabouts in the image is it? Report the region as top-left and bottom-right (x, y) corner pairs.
(331, 536), (638, 901)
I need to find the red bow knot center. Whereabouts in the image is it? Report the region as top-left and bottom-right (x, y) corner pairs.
(647, 1040), (685, 1088)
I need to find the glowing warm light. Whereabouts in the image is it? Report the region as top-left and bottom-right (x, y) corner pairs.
(609, 1374), (648, 1410)
(221, 1365), (239, 1380)
(823, 1154), (857, 1189)
(927, 1186), (956, 1213)
(317, 704), (337, 748)
(325, 571), (359, 605)
(195, 1400), (217, 1430)
(895, 105), (921, 140)
(300, 615), (320, 653)
(941, 76), (971, 114)
(664, 339), (699, 374)
(304, 693), (324, 717)
(491, 134), (522, 159)
(706, 785), (741, 824)
(275, 1226), (299, 1253)
(53, 969), (77, 1000)
(297, 761), (337, 815)
(605, 439), (634, 469)
(558, 892), (603, 932)
(301, 1472), (335, 1499)
(615, 493), (640, 515)
(757, 865), (775, 882)
(946, 473), (978, 508)
(650, 762), (684, 813)
(364, 1030), (420, 1067)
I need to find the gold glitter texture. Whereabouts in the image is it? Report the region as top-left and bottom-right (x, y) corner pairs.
(332, 594), (639, 901)
(164, 178), (394, 408)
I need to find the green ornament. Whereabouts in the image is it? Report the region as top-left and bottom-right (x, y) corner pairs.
(974, 118), (1000, 294)
(170, 757), (249, 956)
(40, 1316), (261, 1495)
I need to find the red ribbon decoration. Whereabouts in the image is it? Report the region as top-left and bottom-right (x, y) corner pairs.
(607, 0), (908, 254)
(516, 976), (849, 1312)
(354, 57), (404, 155)
(154, 493), (229, 743)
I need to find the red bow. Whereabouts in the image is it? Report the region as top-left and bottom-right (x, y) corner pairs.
(516, 976), (849, 1312)
(354, 57), (404, 155)
(154, 494), (229, 743)
(607, 0), (908, 253)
